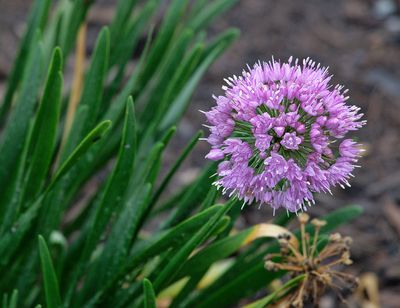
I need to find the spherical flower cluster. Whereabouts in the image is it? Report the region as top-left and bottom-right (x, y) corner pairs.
(203, 57), (365, 213)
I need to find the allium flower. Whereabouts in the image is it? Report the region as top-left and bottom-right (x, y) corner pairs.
(203, 58), (365, 213)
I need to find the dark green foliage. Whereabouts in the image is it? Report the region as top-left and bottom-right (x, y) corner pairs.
(0, 0), (362, 307)
(38, 235), (62, 308)
(143, 279), (156, 308)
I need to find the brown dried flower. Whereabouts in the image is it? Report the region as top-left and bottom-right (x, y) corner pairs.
(264, 213), (358, 307)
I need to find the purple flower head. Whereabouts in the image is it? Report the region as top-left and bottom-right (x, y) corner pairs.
(204, 57), (366, 213)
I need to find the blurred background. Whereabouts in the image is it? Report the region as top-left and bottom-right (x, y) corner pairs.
(0, 0), (399, 307)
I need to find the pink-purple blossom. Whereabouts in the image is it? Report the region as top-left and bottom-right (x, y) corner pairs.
(203, 57), (366, 213)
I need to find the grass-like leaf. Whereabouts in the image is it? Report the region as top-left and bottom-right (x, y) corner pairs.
(143, 279), (156, 308)
(84, 205), (225, 305)
(139, 29), (194, 126)
(188, 0), (238, 32)
(78, 184), (152, 305)
(160, 163), (217, 229)
(159, 28), (239, 131)
(50, 120), (112, 189)
(22, 47), (63, 202)
(38, 235), (62, 308)
(244, 275), (305, 308)
(138, 0), (190, 89)
(59, 0), (92, 56)
(174, 227), (255, 281)
(0, 34), (44, 206)
(2, 289), (19, 308)
(64, 98), (136, 305)
(152, 131), (203, 206)
(61, 27), (110, 161)
(153, 204), (232, 293)
(109, 0), (158, 69)
(0, 0), (50, 123)
(109, 0), (138, 49)
(151, 43), (204, 131)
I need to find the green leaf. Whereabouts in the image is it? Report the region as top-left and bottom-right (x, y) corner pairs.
(0, 34), (44, 204)
(159, 125), (177, 146)
(84, 205), (224, 306)
(138, 0), (190, 89)
(0, 121), (35, 233)
(50, 120), (112, 190)
(214, 198), (243, 238)
(138, 142), (165, 186)
(109, 0), (138, 49)
(64, 99), (137, 305)
(188, 0), (238, 32)
(102, 25), (153, 128)
(62, 27), (110, 161)
(22, 47), (63, 202)
(8, 290), (18, 308)
(83, 98), (136, 257)
(151, 43), (204, 132)
(42, 5), (64, 58)
(34, 120), (112, 245)
(139, 29), (194, 126)
(244, 275), (305, 308)
(78, 184), (153, 306)
(199, 187), (219, 211)
(38, 235), (62, 308)
(59, 0), (92, 56)
(160, 163), (217, 229)
(152, 131), (203, 206)
(158, 28), (239, 131)
(2, 293), (8, 307)
(0, 0), (50, 123)
(0, 195), (42, 267)
(174, 227), (256, 281)
(151, 184), (188, 216)
(109, 0), (158, 68)
(143, 279), (156, 308)
(152, 204), (231, 293)
(124, 206), (232, 307)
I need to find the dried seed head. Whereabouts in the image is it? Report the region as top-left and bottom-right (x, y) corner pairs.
(341, 252), (353, 265)
(343, 236), (353, 246)
(342, 251), (351, 260)
(329, 232), (342, 242)
(264, 214), (358, 307)
(265, 260), (278, 271)
(278, 236), (289, 247)
(264, 253), (275, 261)
(298, 213), (310, 224)
(319, 273), (332, 285)
(343, 258), (353, 265)
(311, 218), (327, 228)
(351, 277), (360, 289)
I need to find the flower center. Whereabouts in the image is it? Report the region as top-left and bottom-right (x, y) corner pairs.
(229, 98), (335, 173)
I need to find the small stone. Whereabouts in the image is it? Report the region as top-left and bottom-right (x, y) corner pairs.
(373, 0), (397, 19)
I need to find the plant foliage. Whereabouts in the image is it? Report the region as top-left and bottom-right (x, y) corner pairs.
(0, 0), (362, 307)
